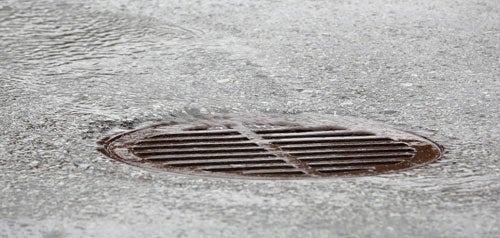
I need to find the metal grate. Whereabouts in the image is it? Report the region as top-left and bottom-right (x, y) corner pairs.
(98, 119), (443, 179)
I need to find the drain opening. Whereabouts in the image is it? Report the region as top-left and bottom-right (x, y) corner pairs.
(98, 117), (443, 179)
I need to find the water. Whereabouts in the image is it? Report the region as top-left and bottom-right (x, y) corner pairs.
(1, 0), (499, 237)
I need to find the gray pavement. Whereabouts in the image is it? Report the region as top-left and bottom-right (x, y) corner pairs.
(0, 0), (499, 237)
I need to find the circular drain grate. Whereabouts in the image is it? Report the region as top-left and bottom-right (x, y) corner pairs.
(98, 117), (443, 179)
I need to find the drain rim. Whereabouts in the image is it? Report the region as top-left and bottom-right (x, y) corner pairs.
(97, 117), (444, 180)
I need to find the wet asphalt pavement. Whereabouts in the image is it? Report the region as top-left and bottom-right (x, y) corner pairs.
(0, 0), (499, 237)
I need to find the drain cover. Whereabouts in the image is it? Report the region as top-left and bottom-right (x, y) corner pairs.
(98, 117), (443, 179)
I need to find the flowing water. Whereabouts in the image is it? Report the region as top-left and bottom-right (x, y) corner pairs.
(0, 0), (499, 237)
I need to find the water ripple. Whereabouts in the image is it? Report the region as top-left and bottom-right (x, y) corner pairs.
(0, 1), (199, 76)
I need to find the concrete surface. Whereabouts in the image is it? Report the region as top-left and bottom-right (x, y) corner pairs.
(0, 0), (499, 237)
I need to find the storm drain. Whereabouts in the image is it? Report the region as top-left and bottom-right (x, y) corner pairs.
(98, 117), (443, 179)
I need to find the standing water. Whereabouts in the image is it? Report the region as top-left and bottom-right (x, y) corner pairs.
(1, 0), (499, 237)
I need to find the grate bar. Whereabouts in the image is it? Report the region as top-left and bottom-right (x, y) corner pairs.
(241, 168), (306, 175)
(287, 148), (415, 156)
(133, 141), (259, 150)
(149, 130), (240, 138)
(137, 135), (249, 144)
(253, 126), (345, 134)
(317, 166), (376, 172)
(297, 152), (414, 161)
(317, 168), (371, 173)
(163, 158), (286, 166)
(307, 158), (405, 167)
(201, 163), (295, 172)
(134, 147), (268, 156)
(261, 130), (373, 139)
(270, 136), (393, 145)
(145, 152), (276, 160)
(281, 142), (411, 150)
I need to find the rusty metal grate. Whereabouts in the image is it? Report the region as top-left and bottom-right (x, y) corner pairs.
(98, 118), (443, 179)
